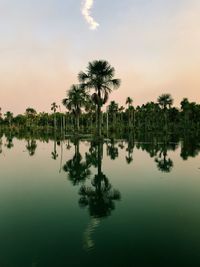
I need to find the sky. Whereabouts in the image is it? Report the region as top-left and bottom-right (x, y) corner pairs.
(0, 0), (200, 114)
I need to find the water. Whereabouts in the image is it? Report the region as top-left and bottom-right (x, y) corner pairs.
(0, 132), (200, 267)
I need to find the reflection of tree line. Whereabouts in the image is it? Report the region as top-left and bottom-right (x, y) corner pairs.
(1, 131), (200, 251)
(0, 131), (200, 172)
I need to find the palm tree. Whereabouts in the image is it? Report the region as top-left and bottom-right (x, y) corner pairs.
(62, 85), (87, 133)
(85, 98), (97, 130)
(78, 60), (121, 137)
(126, 97), (133, 127)
(4, 111), (13, 128)
(108, 101), (119, 127)
(180, 98), (190, 127)
(157, 94), (173, 130)
(126, 97), (133, 108)
(118, 106), (125, 124)
(157, 94), (173, 110)
(51, 102), (58, 130)
(25, 108), (37, 127)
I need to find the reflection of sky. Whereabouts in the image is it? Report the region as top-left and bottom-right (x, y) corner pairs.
(1, 0), (200, 114)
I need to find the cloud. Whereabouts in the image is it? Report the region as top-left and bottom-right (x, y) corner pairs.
(81, 0), (99, 30)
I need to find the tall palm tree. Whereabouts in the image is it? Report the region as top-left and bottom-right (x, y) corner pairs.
(51, 102), (58, 130)
(4, 111), (13, 128)
(78, 60), (121, 137)
(180, 98), (190, 127)
(118, 106), (125, 123)
(108, 101), (119, 127)
(157, 94), (173, 130)
(25, 108), (37, 127)
(85, 97), (97, 130)
(126, 97), (133, 108)
(157, 94), (173, 110)
(62, 85), (88, 133)
(126, 97), (133, 127)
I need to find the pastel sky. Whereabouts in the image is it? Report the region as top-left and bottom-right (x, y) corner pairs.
(1, 0), (200, 114)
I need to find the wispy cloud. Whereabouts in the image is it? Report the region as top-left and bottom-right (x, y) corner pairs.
(81, 0), (99, 30)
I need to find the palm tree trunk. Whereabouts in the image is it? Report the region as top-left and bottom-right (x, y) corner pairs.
(164, 109), (167, 131)
(63, 115), (65, 134)
(97, 105), (101, 138)
(97, 89), (102, 138)
(128, 106), (131, 128)
(54, 113), (57, 130)
(106, 111), (109, 137)
(76, 114), (80, 132)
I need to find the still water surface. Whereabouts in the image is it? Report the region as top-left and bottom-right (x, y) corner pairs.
(0, 134), (200, 266)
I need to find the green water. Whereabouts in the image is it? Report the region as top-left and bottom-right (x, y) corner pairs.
(0, 133), (200, 267)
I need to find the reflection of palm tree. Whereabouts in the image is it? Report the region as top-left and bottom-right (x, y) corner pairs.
(0, 136), (3, 154)
(63, 139), (91, 185)
(79, 141), (121, 218)
(79, 174), (120, 218)
(85, 140), (98, 168)
(83, 217), (100, 251)
(107, 139), (119, 160)
(180, 134), (200, 160)
(51, 139), (58, 160)
(5, 134), (14, 149)
(155, 152), (173, 173)
(155, 144), (173, 173)
(79, 141), (121, 250)
(5, 138), (14, 149)
(26, 139), (37, 156)
(66, 139), (71, 150)
(126, 135), (134, 164)
(118, 140), (125, 150)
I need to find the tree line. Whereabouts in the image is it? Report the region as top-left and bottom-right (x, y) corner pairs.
(1, 60), (200, 135)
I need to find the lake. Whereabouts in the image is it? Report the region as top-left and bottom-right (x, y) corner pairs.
(0, 132), (200, 267)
